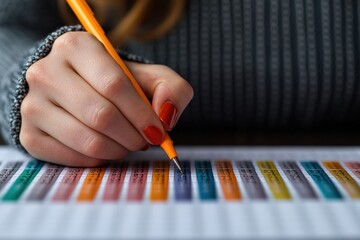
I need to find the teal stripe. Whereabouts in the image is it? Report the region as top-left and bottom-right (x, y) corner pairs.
(301, 161), (342, 199)
(2, 161), (44, 201)
(195, 161), (217, 200)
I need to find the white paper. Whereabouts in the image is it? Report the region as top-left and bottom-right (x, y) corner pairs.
(0, 146), (360, 239)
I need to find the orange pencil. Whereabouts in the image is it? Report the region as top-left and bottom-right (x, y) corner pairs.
(66, 0), (183, 174)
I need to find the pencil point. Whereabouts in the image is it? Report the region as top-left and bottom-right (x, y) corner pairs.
(172, 157), (184, 175)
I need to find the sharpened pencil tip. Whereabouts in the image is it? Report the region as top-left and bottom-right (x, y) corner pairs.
(172, 157), (184, 175)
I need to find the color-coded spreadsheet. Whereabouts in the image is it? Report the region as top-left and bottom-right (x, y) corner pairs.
(0, 146), (360, 239)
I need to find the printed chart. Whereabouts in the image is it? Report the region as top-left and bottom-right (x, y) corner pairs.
(0, 146), (360, 239)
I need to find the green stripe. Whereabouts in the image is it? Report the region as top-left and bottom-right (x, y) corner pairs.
(2, 161), (44, 201)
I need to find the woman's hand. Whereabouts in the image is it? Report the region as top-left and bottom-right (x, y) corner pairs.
(20, 32), (193, 167)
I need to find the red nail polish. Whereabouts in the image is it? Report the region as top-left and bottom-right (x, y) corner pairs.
(143, 125), (164, 145)
(159, 101), (177, 131)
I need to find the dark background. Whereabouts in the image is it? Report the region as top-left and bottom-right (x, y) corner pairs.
(2, 130), (360, 147)
(173, 130), (360, 146)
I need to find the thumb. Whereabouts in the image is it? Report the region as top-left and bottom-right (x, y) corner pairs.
(128, 62), (193, 131)
(152, 79), (193, 131)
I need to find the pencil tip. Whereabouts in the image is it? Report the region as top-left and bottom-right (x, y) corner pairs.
(172, 157), (184, 175)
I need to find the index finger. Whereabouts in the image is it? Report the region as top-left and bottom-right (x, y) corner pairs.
(54, 32), (165, 145)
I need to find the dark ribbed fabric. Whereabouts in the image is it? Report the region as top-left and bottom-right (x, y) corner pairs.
(126, 0), (360, 131)
(0, 0), (63, 145)
(1, 0), (360, 149)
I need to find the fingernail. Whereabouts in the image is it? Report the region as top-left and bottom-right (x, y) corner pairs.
(159, 101), (177, 131)
(143, 125), (164, 145)
(141, 144), (150, 151)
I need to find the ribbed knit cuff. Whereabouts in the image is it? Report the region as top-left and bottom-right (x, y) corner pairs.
(10, 25), (83, 150)
(116, 49), (153, 64)
(9, 24), (152, 151)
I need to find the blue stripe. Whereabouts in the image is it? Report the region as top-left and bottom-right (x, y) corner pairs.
(174, 161), (192, 201)
(195, 161), (217, 200)
(301, 161), (342, 199)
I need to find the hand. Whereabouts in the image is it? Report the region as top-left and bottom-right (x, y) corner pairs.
(20, 32), (193, 167)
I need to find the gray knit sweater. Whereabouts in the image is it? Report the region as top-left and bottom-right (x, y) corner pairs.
(1, 0), (360, 150)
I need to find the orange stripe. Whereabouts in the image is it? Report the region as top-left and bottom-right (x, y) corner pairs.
(150, 161), (169, 201)
(323, 162), (360, 199)
(77, 167), (106, 201)
(215, 160), (241, 200)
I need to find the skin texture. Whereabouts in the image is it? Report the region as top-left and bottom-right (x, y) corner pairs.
(20, 32), (193, 167)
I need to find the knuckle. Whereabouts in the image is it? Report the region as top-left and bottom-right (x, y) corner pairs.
(100, 73), (126, 98)
(19, 131), (38, 152)
(178, 79), (194, 102)
(20, 95), (39, 117)
(81, 133), (104, 158)
(53, 32), (81, 52)
(89, 104), (116, 131)
(26, 60), (47, 85)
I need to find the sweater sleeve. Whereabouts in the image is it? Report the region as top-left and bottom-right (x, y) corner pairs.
(0, 23), (153, 151)
(0, 25), (83, 150)
(0, 26), (41, 146)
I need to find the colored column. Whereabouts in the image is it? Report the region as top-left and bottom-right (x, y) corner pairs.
(236, 161), (267, 199)
(195, 161), (217, 200)
(301, 161), (342, 199)
(0, 162), (22, 192)
(257, 161), (291, 200)
(215, 160), (241, 200)
(323, 161), (360, 199)
(150, 161), (169, 201)
(278, 161), (317, 199)
(127, 161), (149, 201)
(27, 164), (63, 201)
(2, 161), (43, 201)
(102, 163), (128, 201)
(53, 168), (84, 201)
(345, 162), (360, 180)
(174, 161), (192, 201)
(77, 168), (106, 201)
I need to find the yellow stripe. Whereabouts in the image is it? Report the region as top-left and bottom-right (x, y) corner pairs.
(257, 161), (291, 200)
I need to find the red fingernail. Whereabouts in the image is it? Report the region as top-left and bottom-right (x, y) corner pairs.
(159, 101), (177, 131)
(143, 125), (164, 145)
